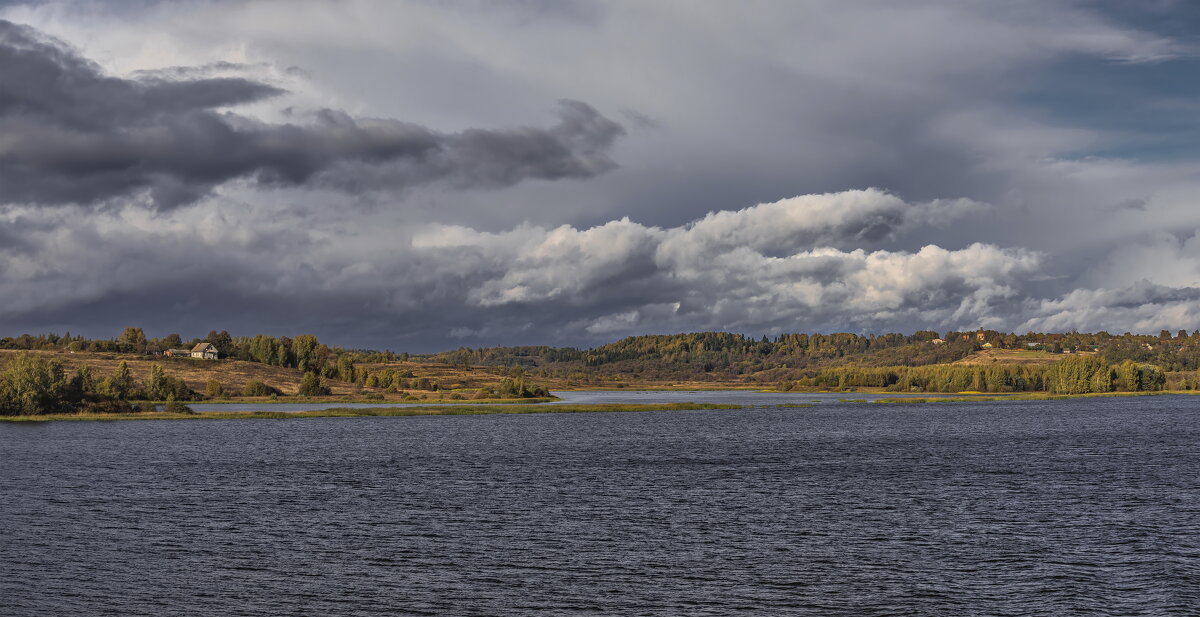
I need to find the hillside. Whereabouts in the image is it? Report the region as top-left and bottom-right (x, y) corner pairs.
(0, 350), (542, 400)
(6, 326), (1200, 396)
(951, 349), (1067, 365)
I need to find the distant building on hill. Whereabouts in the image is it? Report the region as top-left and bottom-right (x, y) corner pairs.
(931, 338), (945, 345)
(190, 343), (219, 359)
(164, 349), (192, 357)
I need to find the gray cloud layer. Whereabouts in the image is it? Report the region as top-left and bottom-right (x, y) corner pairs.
(0, 19), (623, 209)
(2, 3), (1200, 349)
(2, 188), (1178, 349)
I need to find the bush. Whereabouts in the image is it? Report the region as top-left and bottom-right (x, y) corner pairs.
(145, 364), (199, 401)
(241, 380), (280, 397)
(297, 372), (331, 397)
(491, 375), (550, 398)
(79, 399), (137, 414)
(164, 395), (193, 414)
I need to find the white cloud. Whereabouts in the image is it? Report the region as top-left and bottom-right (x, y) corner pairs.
(1083, 231), (1200, 289)
(4, 185), (1200, 346)
(1018, 284), (1200, 334)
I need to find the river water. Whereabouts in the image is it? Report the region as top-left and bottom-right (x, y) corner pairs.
(2, 393), (1198, 615)
(182, 390), (916, 413)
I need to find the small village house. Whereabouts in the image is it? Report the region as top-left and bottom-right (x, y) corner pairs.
(163, 343), (219, 359)
(190, 343), (219, 359)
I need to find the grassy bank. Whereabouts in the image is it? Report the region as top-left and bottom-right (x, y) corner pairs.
(0, 402), (741, 422)
(874, 390), (1199, 404)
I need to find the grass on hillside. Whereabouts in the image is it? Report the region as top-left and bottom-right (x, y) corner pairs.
(0, 349), (549, 401)
(950, 348), (1076, 365)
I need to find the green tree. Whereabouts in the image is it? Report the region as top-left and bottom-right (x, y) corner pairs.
(242, 380), (278, 397)
(145, 364), (167, 400)
(336, 355), (356, 383)
(164, 393), (193, 414)
(291, 335), (321, 372)
(1113, 360), (1140, 392)
(102, 360), (136, 400)
(1050, 355), (1109, 394)
(118, 327), (147, 352)
(298, 372), (330, 396)
(0, 353), (71, 415)
(205, 330), (233, 354)
(72, 364), (98, 396)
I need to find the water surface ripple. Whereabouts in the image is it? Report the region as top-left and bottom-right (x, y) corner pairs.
(2, 395), (1198, 615)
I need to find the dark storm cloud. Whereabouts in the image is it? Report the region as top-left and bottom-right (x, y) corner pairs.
(2, 183), (1196, 351)
(0, 20), (624, 209)
(129, 60), (273, 79)
(1111, 198), (1148, 212)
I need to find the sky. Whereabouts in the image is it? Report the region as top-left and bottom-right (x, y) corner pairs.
(1, 0), (1199, 351)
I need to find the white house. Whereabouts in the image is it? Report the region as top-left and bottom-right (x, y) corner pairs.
(190, 342), (219, 359)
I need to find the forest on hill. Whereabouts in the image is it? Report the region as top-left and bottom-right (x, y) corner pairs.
(6, 327), (1200, 379)
(3, 326), (1200, 416)
(0, 328), (547, 416)
(424, 328), (1200, 383)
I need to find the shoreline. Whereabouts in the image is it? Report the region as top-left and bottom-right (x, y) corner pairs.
(146, 395), (561, 406)
(872, 390), (1199, 404)
(0, 402), (742, 423)
(4, 389), (1195, 423)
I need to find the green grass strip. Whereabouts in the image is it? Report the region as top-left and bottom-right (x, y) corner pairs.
(874, 390), (1199, 404)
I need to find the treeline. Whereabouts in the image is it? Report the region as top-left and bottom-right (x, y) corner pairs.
(0, 354), (196, 416)
(0, 328), (402, 385)
(425, 331), (979, 379)
(783, 356), (1167, 394)
(8, 326), (1200, 390)
(426, 328), (1200, 382)
(434, 346), (584, 368)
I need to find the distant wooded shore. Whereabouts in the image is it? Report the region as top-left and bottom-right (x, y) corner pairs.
(2, 327), (1198, 417)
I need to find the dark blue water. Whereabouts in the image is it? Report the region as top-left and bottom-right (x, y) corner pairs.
(3, 395), (1198, 616)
